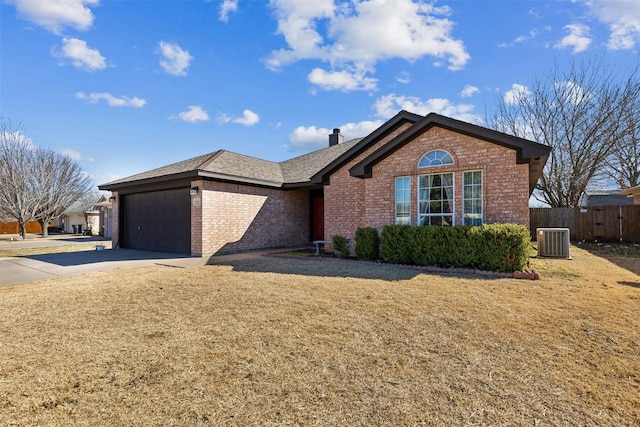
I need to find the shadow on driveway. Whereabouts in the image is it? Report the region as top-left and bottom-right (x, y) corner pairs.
(26, 248), (192, 267)
(1, 248), (206, 288)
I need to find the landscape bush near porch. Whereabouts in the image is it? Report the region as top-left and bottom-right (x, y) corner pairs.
(379, 224), (530, 272)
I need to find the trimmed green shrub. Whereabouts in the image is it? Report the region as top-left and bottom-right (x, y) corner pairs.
(332, 234), (351, 259)
(379, 223), (530, 272)
(380, 225), (413, 264)
(355, 227), (380, 261)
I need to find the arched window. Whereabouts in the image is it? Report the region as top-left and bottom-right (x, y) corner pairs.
(418, 150), (454, 168)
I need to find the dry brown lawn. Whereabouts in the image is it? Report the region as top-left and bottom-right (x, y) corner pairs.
(0, 246), (638, 426)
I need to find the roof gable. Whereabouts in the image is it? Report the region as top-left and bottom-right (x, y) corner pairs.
(347, 113), (550, 194)
(309, 110), (423, 185)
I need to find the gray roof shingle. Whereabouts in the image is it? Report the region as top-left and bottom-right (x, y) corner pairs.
(99, 139), (361, 190)
(280, 139), (361, 184)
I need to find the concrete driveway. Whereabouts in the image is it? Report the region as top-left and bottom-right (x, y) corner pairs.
(0, 234), (275, 288)
(0, 235), (209, 287)
(0, 248), (212, 288)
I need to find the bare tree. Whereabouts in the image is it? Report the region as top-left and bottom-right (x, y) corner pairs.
(33, 148), (94, 237)
(603, 92), (640, 189)
(491, 58), (640, 207)
(0, 119), (94, 239)
(0, 121), (41, 238)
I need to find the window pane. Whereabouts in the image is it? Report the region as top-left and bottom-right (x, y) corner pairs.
(419, 150), (454, 168)
(395, 177), (411, 225)
(463, 171), (482, 226)
(418, 172), (454, 226)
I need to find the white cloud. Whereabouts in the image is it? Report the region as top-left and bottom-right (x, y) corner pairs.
(498, 29), (539, 48)
(76, 92), (146, 108)
(53, 37), (106, 71)
(373, 93), (480, 123)
(308, 67), (377, 91)
(218, 109), (260, 126)
(267, 0), (469, 92)
(158, 41), (193, 76)
(555, 81), (590, 105)
(172, 105), (210, 123)
(503, 84), (531, 106)
(6, 0), (98, 34)
(585, 0), (640, 50)
(396, 71), (411, 84)
(234, 109), (260, 126)
(219, 0), (238, 22)
(460, 85), (479, 98)
(289, 120), (383, 152)
(0, 130), (35, 149)
(555, 23), (592, 53)
(60, 148), (94, 162)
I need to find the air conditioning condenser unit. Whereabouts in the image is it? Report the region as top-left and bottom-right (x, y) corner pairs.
(537, 228), (571, 259)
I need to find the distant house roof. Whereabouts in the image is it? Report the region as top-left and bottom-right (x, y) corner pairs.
(620, 184), (640, 197)
(63, 196), (103, 214)
(579, 190), (634, 207)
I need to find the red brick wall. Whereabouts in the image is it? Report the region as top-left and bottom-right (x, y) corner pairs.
(111, 191), (119, 248)
(193, 180), (310, 255)
(324, 122), (413, 240)
(324, 125), (531, 242)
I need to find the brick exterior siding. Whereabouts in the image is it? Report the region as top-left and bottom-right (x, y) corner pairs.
(324, 126), (531, 243)
(323, 122), (414, 239)
(191, 180), (310, 255)
(110, 191), (120, 248)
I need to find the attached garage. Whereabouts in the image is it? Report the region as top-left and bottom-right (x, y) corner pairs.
(121, 188), (191, 254)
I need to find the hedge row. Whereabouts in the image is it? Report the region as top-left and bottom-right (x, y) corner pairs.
(354, 224), (530, 272)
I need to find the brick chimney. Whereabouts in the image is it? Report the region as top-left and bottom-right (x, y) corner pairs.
(329, 128), (343, 146)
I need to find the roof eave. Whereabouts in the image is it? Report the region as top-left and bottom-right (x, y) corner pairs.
(98, 170), (199, 191)
(309, 110), (423, 185)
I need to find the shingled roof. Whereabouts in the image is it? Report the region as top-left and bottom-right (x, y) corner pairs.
(100, 111), (550, 194)
(99, 139), (361, 191)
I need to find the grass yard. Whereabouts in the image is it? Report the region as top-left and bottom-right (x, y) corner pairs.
(0, 245), (638, 426)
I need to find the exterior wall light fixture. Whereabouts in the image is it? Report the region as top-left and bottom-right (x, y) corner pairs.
(190, 186), (199, 196)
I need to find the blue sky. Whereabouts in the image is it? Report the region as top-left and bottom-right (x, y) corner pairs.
(1, 0), (639, 187)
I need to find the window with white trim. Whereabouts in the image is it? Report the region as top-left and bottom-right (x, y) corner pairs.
(418, 173), (454, 226)
(395, 176), (411, 225)
(463, 170), (483, 225)
(419, 150), (454, 168)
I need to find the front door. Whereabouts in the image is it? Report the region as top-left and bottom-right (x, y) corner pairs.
(311, 195), (324, 241)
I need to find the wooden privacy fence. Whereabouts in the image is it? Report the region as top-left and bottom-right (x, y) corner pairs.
(530, 206), (640, 243)
(0, 221), (43, 234)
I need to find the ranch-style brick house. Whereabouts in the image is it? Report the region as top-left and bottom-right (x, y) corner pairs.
(99, 111), (551, 256)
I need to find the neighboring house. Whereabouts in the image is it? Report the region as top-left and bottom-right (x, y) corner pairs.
(579, 190), (636, 207)
(620, 184), (640, 205)
(95, 195), (113, 238)
(57, 198), (101, 235)
(99, 111), (551, 255)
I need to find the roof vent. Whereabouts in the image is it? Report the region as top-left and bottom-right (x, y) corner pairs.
(329, 128), (343, 146)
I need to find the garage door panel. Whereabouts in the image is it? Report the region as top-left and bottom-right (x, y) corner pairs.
(123, 189), (190, 254)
